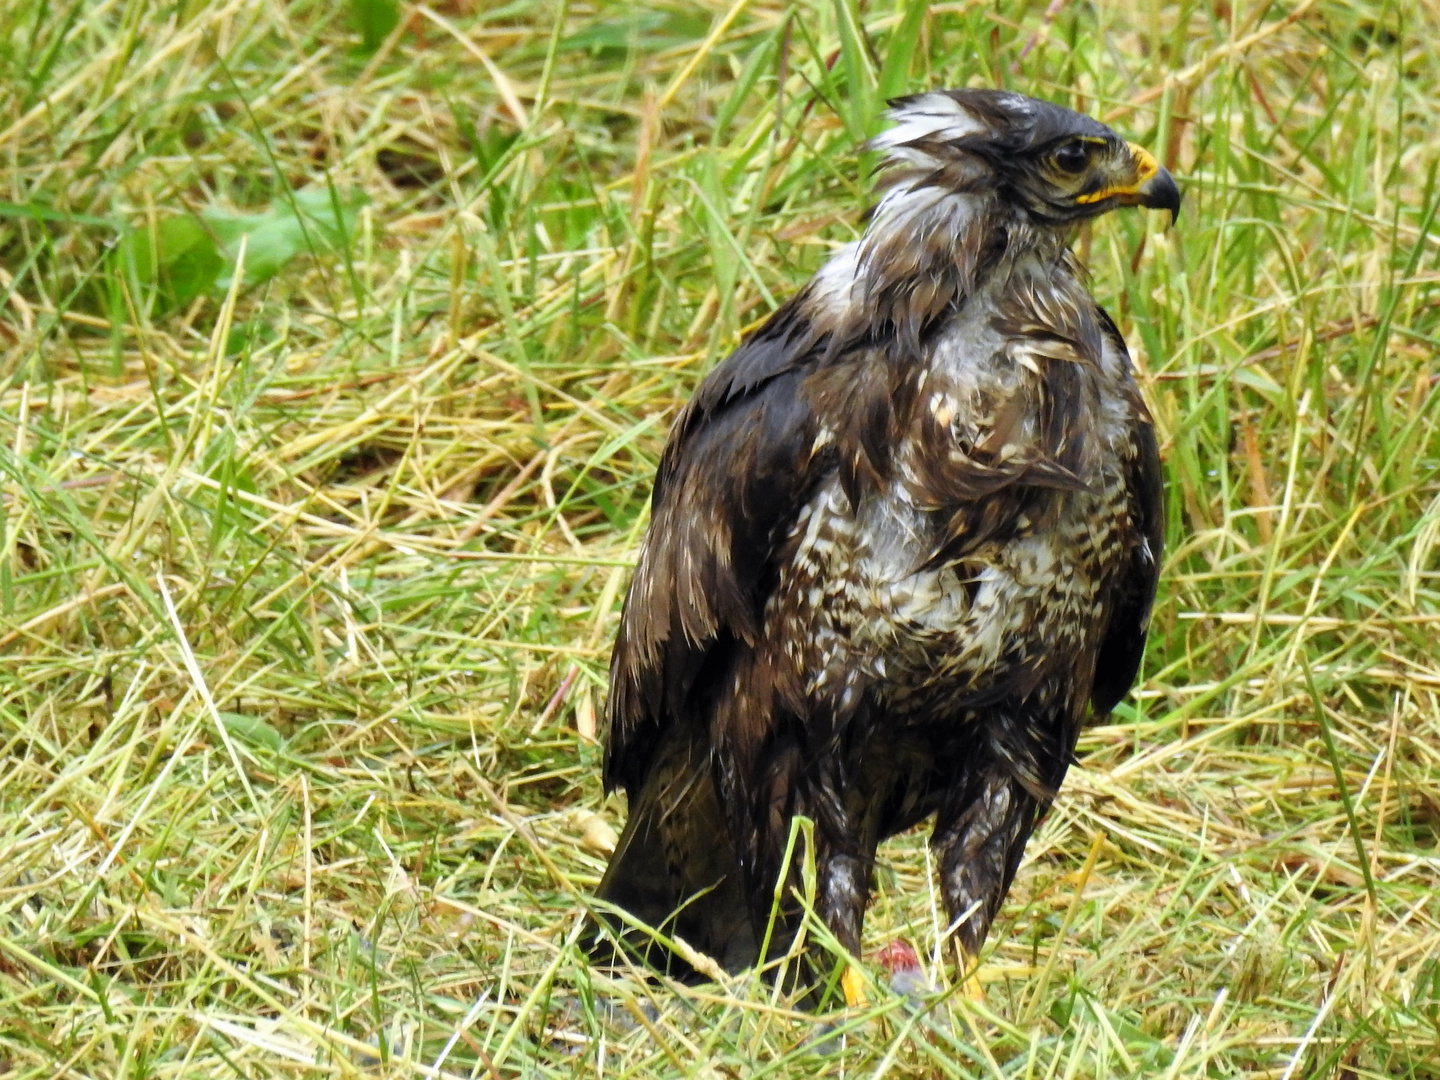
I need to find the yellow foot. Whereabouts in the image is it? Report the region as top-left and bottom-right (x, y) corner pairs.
(960, 971), (985, 1002)
(841, 964), (869, 1007)
(957, 948), (985, 1003)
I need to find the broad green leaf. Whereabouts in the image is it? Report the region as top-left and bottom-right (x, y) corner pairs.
(350, 0), (400, 52)
(121, 187), (367, 309)
(219, 712), (285, 753)
(119, 216), (225, 305)
(209, 188), (366, 291)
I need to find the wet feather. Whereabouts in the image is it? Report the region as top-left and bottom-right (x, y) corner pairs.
(592, 89), (1172, 987)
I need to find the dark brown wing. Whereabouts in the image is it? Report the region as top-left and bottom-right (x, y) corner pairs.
(602, 298), (831, 796)
(1090, 312), (1164, 715)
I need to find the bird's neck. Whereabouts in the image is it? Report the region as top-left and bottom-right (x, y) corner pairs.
(864, 183), (1069, 290)
(806, 184), (1070, 354)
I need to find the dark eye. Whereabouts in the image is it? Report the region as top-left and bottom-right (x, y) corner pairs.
(1052, 141), (1089, 174)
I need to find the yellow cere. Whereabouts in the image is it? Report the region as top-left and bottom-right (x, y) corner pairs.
(1075, 141), (1160, 204)
(1127, 142), (1160, 182)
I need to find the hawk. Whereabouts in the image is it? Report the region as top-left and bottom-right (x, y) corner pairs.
(591, 90), (1176, 997)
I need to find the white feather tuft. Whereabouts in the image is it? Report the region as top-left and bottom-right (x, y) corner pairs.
(807, 242), (861, 314)
(869, 92), (985, 152)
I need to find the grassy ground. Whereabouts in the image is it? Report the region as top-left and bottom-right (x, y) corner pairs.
(2, 0), (1439, 1075)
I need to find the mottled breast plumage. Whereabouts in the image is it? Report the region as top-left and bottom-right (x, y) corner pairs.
(764, 248), (1146, 739)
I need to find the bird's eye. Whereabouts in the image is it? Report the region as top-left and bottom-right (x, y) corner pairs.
(1052, 141), (1090, 174)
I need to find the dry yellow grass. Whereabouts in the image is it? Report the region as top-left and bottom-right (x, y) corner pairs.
(3, 1), (1440, 1076)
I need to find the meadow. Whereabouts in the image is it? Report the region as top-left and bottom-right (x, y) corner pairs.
(2, 0), (1439, 1076)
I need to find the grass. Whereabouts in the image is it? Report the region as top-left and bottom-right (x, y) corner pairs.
(2, 0), (1440, 1075)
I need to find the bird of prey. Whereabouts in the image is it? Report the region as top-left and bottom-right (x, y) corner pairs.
(591, 89), (1175, 999)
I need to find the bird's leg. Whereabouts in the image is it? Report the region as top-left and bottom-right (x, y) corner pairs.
(818, 848), (872, 1006)
(811, 770), (883, 1008)
(932, 770), (1041, 1001)
(818, 852), (868, 954)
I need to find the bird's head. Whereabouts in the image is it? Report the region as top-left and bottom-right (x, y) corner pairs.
(869, 89), (1181, 227)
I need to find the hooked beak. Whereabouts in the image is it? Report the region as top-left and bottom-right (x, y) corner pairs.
(1122, 142), (1181, 224)
(1075, 142), (1181, 224)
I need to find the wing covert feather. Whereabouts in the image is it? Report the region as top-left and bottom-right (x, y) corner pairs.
(1090, 313), (1165, 715)
(603, 300), (829, 795)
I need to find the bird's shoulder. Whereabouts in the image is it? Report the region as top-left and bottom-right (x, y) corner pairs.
(1090, 308), (1165, 715)
(604, 288), (843, 792)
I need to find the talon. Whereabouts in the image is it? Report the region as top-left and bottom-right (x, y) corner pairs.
(960, 971), (985, 1002)
(956, 946), (985, 1003)
(841, 964), (869, 1007)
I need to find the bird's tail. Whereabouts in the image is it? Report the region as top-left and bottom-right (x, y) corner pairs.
(588, 725), (759, 979)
